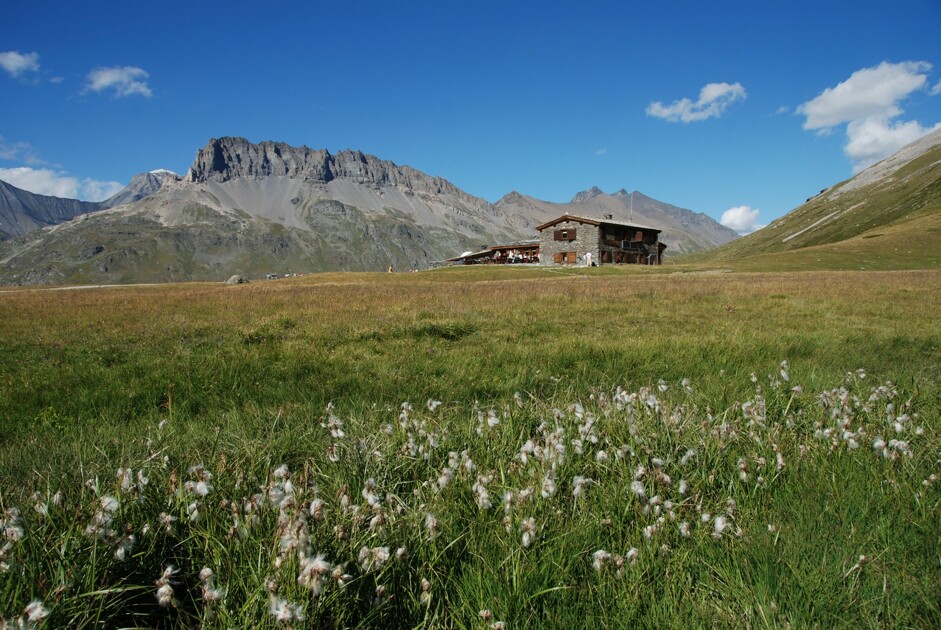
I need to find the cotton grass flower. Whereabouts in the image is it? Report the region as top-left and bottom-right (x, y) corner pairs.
(630, 480), (646, 499)
(520, 517), (537, 547)
(269, 596), (305, 623)
(541, 471), (557, 498)
(592, 549), (611, 571)
(625, 547), (639, 564)
(358, 546), (391, 572)
(155, 565), (178, 607)
(22, 599), (50, 623)
(184, 465), (213, 497)
(572, 475), (592, 499)
(2, 507), (25, 543)
(473, 475), (493, 510)
(186, 501), (202, 522)
(436, 467), (453, 492)
(361, 478), (381, 507)
(298, 554), (333, 595)
(419, 577), (432, 605)
(712, 515), (732, 539)
(424, 513), (438, 538)
(322, 413), (345, 439)
(487, 409), (500, 428)
(84, 496), (121, 539)
(888, 439), (911, 457)
(114, 534), (135, 561)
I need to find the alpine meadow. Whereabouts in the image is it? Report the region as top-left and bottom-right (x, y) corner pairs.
(1, 265), (939, 628)
(3, 4), (941, 624)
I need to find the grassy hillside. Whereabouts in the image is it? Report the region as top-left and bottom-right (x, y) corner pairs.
(685, 139), (941, 269)
(1, 268), (939, 627)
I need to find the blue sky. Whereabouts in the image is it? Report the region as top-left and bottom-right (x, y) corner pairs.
(2, 0), (939, 233)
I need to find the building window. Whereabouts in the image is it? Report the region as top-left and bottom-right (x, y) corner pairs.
(554, 228), (576, 242)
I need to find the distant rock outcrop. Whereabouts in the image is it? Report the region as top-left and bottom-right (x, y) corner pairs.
(103, 170), (179, 207)
(186, 137), (480, 204)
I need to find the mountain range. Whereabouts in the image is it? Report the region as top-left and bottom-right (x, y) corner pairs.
(0, 137), (736, 284)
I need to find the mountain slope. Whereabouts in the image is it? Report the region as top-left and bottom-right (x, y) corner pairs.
(0, 179), (103, 240)
(0, 170), (177, 241)
(496, 187), (738, 255)
(689, 127), (941, 267)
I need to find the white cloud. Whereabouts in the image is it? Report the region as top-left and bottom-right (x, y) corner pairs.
(720, 205), (764, 234)
(85, 66), (152, 98)
(0, 167), (79, 197)
(0, 166), (123, 201)
(798, 61), (930, 130)
(647, 82), (747, 123)
(80, 177), (125, 201)
(797, 61), (940, 172)
(845, 117), (941, 173)
(0, 50), (40, 78)
(932, 80), (941, 96)
(0, 135), (48, 166)
(595, 148), (608, 156)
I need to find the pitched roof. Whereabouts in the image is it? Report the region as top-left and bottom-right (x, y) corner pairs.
(534, 214), (661, 233)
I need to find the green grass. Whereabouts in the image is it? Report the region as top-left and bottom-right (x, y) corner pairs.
(682, 141), (941, 271)
(1, 268), (939, 627)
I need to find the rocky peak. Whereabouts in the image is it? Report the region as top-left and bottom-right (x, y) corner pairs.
(181, 137), (503, 222)
(571, 186), (605, 204)
(186, 137), (333, 183)
(496, 191), (526, 206)
(103, 171), (180, 208)
(184, 137), (477, 202)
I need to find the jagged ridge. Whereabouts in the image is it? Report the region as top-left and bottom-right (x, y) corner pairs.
(186, 137), (473, 202)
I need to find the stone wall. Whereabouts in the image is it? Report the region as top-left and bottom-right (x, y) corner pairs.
(538, 219), (599, 266)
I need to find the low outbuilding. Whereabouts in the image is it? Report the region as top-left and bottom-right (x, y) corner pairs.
(445, 240), (540, 265)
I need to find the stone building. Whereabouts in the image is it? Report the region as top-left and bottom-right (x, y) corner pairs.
(536, 214), (665, 265)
